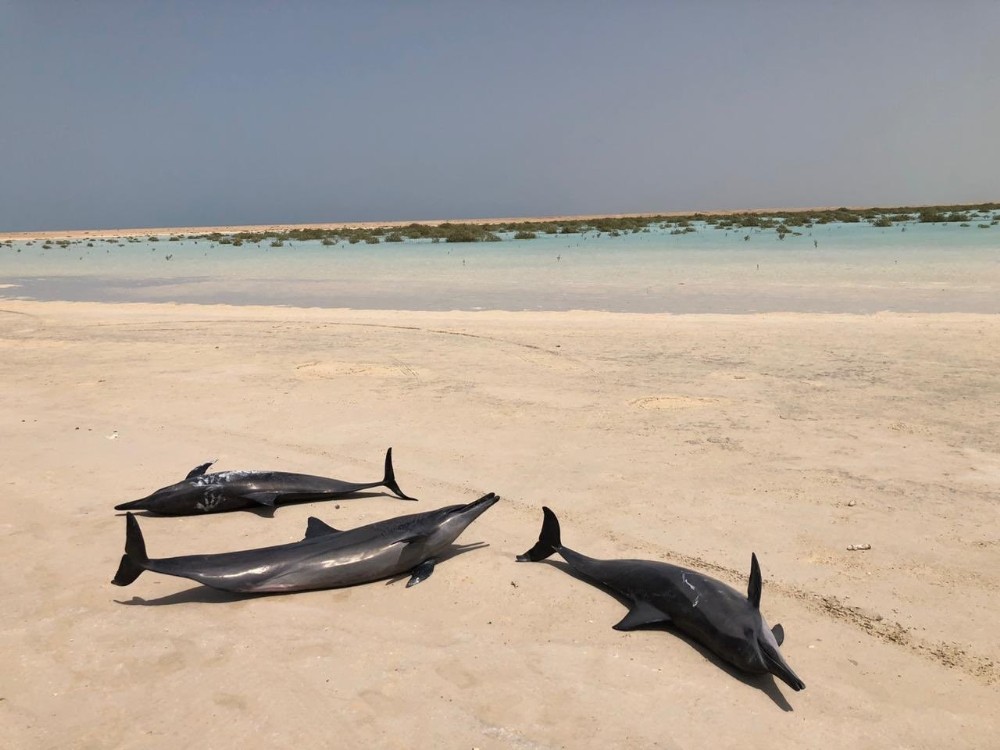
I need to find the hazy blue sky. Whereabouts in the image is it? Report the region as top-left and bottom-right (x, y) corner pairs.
(1, 2), (998, 231)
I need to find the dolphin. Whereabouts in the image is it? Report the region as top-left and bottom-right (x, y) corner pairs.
(114, 447), (416, 515)
(112, 493), (499, 593)
(516, 507), (805, 691)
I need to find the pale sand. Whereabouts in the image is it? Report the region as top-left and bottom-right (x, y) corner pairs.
(0, 300), (997, 748)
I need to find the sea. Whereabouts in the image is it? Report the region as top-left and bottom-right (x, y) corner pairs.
(2, 219), (998, 314)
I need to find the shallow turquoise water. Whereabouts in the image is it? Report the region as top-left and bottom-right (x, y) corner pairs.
(2, 220), (998, 313)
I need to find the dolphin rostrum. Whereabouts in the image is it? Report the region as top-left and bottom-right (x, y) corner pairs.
(114, 447), (416, 515)
(516, 507), (805, 691)
(112, 493), (499, 593)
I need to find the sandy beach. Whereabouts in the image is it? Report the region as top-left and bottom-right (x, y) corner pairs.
(0, 300), (997, 748)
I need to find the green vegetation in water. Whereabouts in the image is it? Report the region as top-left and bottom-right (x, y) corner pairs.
(32, 202), (995, 250)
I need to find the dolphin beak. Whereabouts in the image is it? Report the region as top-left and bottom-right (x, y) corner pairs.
(114, 496), (148, 511)
(458, 492), (500, 518)
(760, 638), (806, 691)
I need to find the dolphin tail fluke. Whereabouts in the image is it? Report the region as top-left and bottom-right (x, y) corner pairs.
(382, 447), (417, 501)
(112, 513), (150, 586)
(516, 506), (562, 562)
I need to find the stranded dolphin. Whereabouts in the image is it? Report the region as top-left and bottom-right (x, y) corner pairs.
(112, 493), (499, 593)
(516, 507), (805, 691)
(114, 447), (416, 515)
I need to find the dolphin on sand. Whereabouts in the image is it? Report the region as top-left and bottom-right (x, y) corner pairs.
(516, 507), (805, 691)
(114, 448), (416, 515)
(112, 493), (499, 593)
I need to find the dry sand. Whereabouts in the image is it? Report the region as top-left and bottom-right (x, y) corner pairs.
(0, 300), (997, 749)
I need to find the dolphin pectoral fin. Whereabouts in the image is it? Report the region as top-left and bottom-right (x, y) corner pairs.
(244, 492), (279, 507)
(612, 601), (671, 631)
(303, 516), (343, 539)
(398, 533), (431, 545)
(772, 623), (785, 646)
(405, 558), (436, 588)
(185, 462), (215, 480)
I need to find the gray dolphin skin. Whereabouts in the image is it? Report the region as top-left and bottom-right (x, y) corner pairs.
(517, 507), (805, 691)
(114, 447), (416, 515)
(112, 493), (499, 593)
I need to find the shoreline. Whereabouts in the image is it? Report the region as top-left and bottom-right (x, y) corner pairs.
(6, 295), (1000, 317)
(3, 201), (996, 242)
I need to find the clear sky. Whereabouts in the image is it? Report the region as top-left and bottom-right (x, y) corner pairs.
(1, 1), (998, 231)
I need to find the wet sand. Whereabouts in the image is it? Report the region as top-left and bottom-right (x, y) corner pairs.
(0, 300), (997, 748)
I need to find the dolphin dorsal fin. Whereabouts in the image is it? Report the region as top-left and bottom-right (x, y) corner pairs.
(748, 552), (762, 609)
(304, 517), (342, 539)
(185, 462), (214, 480)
